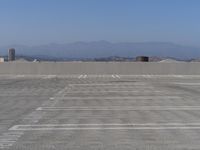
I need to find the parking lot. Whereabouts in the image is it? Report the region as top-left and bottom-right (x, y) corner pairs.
(0, 75), (200, 149)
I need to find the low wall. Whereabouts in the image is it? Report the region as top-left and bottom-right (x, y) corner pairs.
(0, 62), (200, 75)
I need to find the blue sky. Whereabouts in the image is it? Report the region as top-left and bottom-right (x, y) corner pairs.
(0, 0), (200, 46)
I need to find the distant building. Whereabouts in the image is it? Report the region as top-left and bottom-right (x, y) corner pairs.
(8, 48), (15, 61)
(136, 56), (149, 62)
(0, 58), (4, 62)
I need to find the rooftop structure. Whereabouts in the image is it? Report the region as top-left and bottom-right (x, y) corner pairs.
(136, 56), (149, 62)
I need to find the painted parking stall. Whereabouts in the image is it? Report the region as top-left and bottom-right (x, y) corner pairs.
(0, 75), (200, 149)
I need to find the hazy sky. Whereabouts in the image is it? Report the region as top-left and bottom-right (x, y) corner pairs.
(0, 0), (200, 46)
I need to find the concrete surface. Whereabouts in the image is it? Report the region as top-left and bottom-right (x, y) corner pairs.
(0, 62), (200, 75)
(0, 75), (200, 149)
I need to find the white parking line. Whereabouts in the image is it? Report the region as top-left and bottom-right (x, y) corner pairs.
(69, 83), (147, 86)
(43, 75), (56, 79)
(173, 82), (200, 85)
(78, 75), (83, 79)
(112, 75), (115, 78)
(85, 75), (122, 78)
(70, 87), (155, 90)
(36, 106), (200, 111)
(48, 96), (181, 100)
(119, 75), (200, 78)
(115, 75), (120, 79)
(10, 123), (200, 131)
(0, 132), (24, 149)
(65, 90), (164, 93)
(78, 75), (87, 79)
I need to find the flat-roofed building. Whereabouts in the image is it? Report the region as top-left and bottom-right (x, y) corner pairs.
(136, 56), (149, 62)
(0, 58), (4, 62)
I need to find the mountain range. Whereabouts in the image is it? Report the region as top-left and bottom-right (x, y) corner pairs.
(0, 41), (200, 60)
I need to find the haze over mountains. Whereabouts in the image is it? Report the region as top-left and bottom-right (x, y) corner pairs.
(0, 41), (200, 60)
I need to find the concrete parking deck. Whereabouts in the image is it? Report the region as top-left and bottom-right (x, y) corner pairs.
(1, 75), (200, 149)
